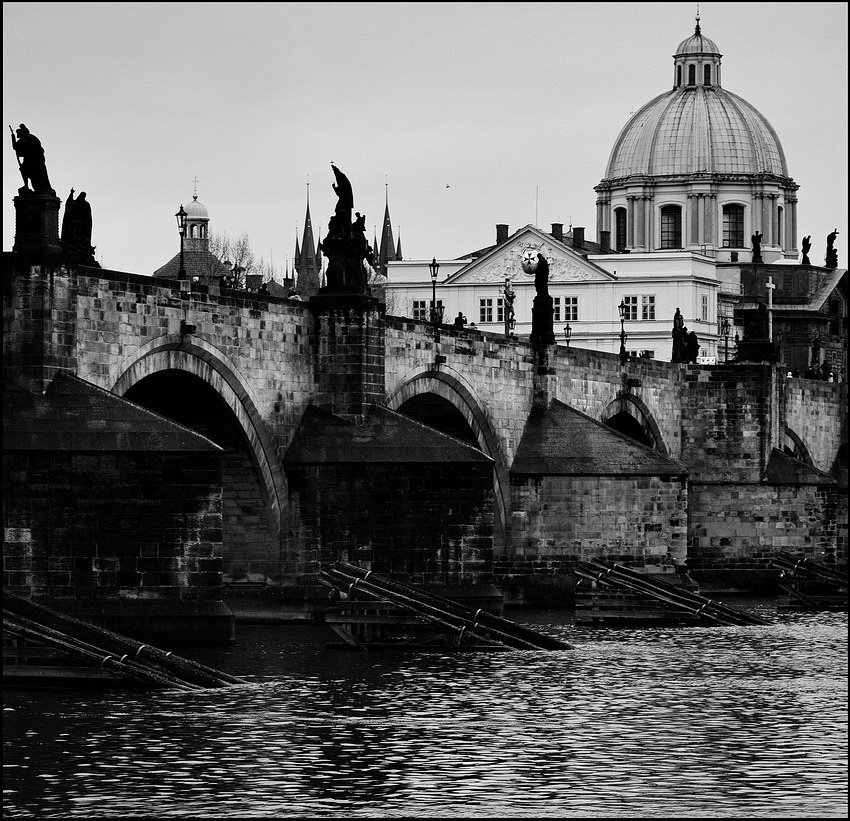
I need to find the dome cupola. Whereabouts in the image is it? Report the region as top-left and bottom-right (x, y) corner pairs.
(673, 15), (722, 88)
(594, 18), (799, 263)
(184, 194), (210, 247)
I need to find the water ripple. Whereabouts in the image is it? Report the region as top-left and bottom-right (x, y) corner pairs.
(3, 608), (846, 818)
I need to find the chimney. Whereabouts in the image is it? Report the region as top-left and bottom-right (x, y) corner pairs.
(599, 230), (611, 252)
(572, 227), (585, 249)
(496, 224), (509, 245)
(551, 223), (564, 242)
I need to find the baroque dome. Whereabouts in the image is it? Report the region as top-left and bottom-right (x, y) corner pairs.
(605, 86), (789, 179)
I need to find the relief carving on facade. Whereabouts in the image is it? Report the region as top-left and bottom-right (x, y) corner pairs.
(460, 240), (598, 283)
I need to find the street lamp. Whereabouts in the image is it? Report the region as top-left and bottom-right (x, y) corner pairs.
(175, 204), (188, 279)
(563, 322), (571, 350)
(429, 257), (442, 342)
(719, 314), (731, 362)
(618, 299), (628, 365)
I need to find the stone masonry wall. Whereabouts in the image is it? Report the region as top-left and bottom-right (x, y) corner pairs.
(286, 462), (494, 586)
(784, 378), (847, 475)
(688, 482), (843, 570)
(510, 474), (688, 564)
(3, 451), (223, 601)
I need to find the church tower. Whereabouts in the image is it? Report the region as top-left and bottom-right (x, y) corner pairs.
(294, 184), (321, 297)
(377, 184), (399, 277)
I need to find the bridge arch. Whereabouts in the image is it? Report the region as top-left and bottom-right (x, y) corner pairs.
(600, 391), (668, 455)
(386, 368), (511, 547)
(783, 425), (814, 466)
(113, 338), (285, 573)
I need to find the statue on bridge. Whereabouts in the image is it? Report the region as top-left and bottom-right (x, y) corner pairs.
(751, 230), (763, 264)
(10, 123), (54, 196)
(801, 235), (812, 265)
(825, 229), (839, 269)
(60, 188), (99, 268)
(319, 164), (374, 293)
(523, 249), (554, 346)
(671, 308), (699, 363)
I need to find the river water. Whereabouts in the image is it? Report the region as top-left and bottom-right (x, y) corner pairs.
(3, 602), (847, 818)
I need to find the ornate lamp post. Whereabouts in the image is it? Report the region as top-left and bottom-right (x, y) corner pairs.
(429, 257), (441, 343)
(618, 299), (628, 365)
(175, 204), (188, 279)
(719, 314), (731, 362)
(563, 322), (571, 350)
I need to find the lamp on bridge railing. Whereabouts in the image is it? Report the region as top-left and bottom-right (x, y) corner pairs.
(618, 299), (628, 365)
(429, 257), (442, 343)
(563, 322), (571, 350)
(175, 204), (188, 279)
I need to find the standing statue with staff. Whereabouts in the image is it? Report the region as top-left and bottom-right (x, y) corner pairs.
(10, 123), (54, 195)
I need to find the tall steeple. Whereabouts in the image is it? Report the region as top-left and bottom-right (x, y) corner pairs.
(294, 182), (320, 297)
(377, 181), (398, 277)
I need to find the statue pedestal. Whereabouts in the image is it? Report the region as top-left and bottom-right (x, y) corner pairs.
(13, 193), (62, 260)
(735, 339), (779, 363)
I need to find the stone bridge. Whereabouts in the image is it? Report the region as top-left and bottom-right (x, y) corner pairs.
(4, 261), (847, 623)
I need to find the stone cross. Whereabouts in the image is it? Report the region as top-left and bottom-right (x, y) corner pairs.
(766, 275), (776, 341)
(192, 177), (199, 197)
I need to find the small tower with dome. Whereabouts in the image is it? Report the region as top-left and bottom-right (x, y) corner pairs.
(153, 187), (230, 282)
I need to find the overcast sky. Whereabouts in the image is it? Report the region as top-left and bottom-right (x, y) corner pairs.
(3, 2), (847, 276)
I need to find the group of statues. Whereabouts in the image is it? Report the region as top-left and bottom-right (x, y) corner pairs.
(319, 164), (375, 292)
(11, 123), (98, 266)
(671, 308), (700, 364)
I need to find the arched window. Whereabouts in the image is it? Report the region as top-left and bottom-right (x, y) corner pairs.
(722, 204), (745, 247)
(677, 66), (682, 87)
(615, 208), (627, 251)
(688, 64), (696, 85)
(660, 205), (682, 249)
(190, 224), (197, 238)
(704, 64), (711, 86)
(200, 225), (207, 239)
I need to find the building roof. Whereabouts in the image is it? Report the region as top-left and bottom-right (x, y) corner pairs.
(152, 248), (231, 280)
(3, 371), (222, 453)
(459, 224), (612, 264)
(764, 448), (835, 486)
(284, 404), (493, 465)
(675, 23), (720, 56)
(184, 196), (209, 220)
(604, 87), (788, 179)
(604, 24), (788, 181)
(511, 399), (687, 476)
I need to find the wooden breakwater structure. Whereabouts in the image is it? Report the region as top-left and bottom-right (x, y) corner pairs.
(574, 560), (769, 626)
(318, 562), (572, 651)
(3, 591), (244, 690)
(773, 552), (848, 611)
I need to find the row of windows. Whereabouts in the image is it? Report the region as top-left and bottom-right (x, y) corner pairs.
(676, 64), (713, 87)
(614, 203), (777, 250)
(414, 296), (685, 325)
(622, 295), (656, 321)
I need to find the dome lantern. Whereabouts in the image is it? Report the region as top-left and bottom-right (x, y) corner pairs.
(673, 13), (722, 88)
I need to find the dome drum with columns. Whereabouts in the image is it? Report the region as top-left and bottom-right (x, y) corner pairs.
(595, 17), (799, 263)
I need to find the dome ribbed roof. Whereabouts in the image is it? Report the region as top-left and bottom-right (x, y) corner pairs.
(675, 31), (720, 56)
(185, 196), (208, 219)
(604, 86), (788, 179)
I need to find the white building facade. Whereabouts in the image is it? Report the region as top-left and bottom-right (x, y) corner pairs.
(384, 19), (803, 364)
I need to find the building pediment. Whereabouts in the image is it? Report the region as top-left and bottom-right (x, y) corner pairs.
(447, 226), (615, 285)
